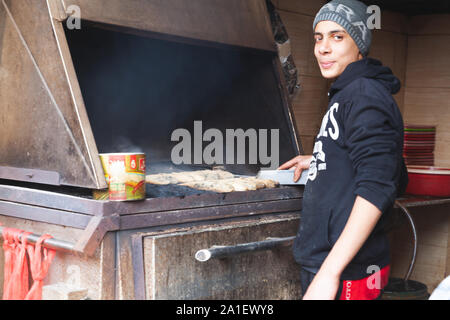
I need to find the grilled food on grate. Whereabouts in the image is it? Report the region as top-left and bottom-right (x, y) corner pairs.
(145, 170), (234, 185)
(145, 170), (279, 192)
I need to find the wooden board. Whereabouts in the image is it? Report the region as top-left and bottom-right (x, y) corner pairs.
(378, 11), (408, 34)
(405, 36), (450, 89)
(370, 30), (407, 80)
(403, 87), (450, 167)
(276, 0), (327, 17)
(408, 14), (450, 36)
(291, 75), (329, 137)
(402, 15), (450, 168)
(369, 30), (408, 113)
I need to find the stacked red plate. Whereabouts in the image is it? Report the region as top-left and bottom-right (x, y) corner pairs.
(406, 166), (450, 197)
(403, 125), (436, 166)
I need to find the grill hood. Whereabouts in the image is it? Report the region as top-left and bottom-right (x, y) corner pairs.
(0, 0), (301, 189)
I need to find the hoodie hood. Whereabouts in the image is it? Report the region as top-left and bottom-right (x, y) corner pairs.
(329, 58), (401, 98)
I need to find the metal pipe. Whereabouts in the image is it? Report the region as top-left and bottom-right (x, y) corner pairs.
(195, 236), (295, 262)
(394, 200), (418, 282)
(0, 226), (75, 253)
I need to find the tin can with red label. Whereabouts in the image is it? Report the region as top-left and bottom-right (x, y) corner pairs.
(93, 153), (146, 201)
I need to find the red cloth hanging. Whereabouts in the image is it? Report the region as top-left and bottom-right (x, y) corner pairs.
(2, 228), (16, 298)
(2, 228), (18, 299)
(25, 234), (56, 300)
(2, 228), (32, 300)
(2, 228), (56, 300)
(10, 231), (32, 300)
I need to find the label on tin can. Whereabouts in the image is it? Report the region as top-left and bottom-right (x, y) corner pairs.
(95, 153), (146, 201)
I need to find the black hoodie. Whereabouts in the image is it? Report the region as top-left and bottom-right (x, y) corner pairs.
(293, 58), (408, 280)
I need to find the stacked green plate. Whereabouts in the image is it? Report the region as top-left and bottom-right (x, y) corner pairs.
(403, 125), (436, 166)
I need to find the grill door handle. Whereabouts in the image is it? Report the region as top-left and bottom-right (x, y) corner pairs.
(195, 236), (295, 262)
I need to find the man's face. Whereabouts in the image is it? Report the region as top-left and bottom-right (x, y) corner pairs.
(314, 20), (363, 79)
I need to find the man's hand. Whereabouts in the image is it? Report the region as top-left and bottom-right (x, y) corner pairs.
(278, 155), (313, 182)
(302, 271), (340, 300)
(302, 196), (383, 300)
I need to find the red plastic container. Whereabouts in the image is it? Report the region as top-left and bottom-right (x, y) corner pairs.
(406, 166), (450, 197)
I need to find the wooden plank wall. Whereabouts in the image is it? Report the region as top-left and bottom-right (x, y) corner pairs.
(273, 0), (408, 153)
(403, 15), (450, 167)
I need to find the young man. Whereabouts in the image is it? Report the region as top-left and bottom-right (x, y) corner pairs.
(279, 0), (408, 300)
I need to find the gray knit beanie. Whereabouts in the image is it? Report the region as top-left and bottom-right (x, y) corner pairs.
(313, 0), (372, 56)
